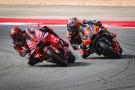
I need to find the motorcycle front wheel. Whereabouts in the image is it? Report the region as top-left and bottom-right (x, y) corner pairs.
(99, 41), (121, 58)
(46, 48), (68, 66)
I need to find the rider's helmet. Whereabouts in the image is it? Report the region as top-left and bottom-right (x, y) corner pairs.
(10, 27), (24, 42)
(39, 26), (49, 32)
(93, 20), (102, 27)
(67, 17), (80, 35)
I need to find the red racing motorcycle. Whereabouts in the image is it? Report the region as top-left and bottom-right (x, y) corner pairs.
(28, 32), (75, 66)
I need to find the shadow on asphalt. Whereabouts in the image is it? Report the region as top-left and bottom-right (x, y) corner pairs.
(120, 54), (135, 59)
(84, 54), (135, 60)
(35, 64), (61, 67)
(35, 62), (90, 68)
(69, 62), (91, 67)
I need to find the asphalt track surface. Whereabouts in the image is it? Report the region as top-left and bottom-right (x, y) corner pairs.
(0, 25), (135, 90)
(0, 6), (135, 90)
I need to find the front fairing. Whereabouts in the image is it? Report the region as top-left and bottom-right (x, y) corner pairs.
(81, 27), (92, 45)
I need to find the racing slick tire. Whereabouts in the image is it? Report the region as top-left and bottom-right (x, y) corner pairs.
(46, 48), (68, 66)
(99, 41), (121, 58)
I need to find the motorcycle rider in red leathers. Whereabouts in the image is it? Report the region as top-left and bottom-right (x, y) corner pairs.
(67, 17), (115, 57)
(10, 26), (69, 65)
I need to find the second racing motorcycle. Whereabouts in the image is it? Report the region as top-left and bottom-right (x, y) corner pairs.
(81, 25), (123, 58)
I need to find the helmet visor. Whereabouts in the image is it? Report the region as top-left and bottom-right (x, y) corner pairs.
(68, 26), (78, 32)
(11, 34), (24, 42)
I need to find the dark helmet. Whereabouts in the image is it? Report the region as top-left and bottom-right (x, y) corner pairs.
(10, 27), (24, 42)
(67, 17), (80, 33)
(39, 26), (49, 32)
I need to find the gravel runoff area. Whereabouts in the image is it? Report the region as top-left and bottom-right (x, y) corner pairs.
(0, 0), (135, 6)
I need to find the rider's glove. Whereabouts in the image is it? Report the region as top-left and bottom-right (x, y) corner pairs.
(59, 38), (69, 47)
(37, 41), (44, 48)
(59, 38), (64, 43)
(110, 32), (116, 37)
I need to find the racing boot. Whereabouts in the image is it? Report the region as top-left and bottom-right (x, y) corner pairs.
(28, 55), (42, 66)
(80, 50), (90, 58)
(59, 39), (69, 47)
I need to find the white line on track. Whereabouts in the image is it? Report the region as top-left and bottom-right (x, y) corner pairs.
(0, 22), (66, 26)
(1, 23), (135, 28)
